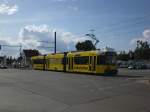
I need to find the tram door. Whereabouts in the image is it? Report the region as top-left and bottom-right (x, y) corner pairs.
(90, 56), (96, 71)
(43, 55), (46, 70)
(63, 52), (67, 72)
(68, 57), (73, 70)
(46, 59), (49, 70)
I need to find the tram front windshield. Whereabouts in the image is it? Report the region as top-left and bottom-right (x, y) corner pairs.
(97, 52), (116, 65)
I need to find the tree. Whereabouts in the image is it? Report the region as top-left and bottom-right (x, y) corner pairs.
(117, 51), (130, 61)
(134, 40), (150, 60)
(117, 40), (150, 61)
(75, 40), (96, 51)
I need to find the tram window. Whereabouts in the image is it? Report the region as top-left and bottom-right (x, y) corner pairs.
(97, 52), (116, 65)
(50, 58), (63, 64)
(46, 59), (50, 65)
(33, 59), (44, 64)
(97, 55), (106, 65)
(105, 52), (117, 64)
(74, 56), (89, 65)
(106, 56), (116, 64)
(90, 56), (92, 64)
(62, 58), (67, 64)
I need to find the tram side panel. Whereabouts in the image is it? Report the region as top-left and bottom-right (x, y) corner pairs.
(46, 54), (64, 71)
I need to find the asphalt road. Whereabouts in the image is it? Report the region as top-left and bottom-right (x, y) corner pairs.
(0, 68), (150, 112)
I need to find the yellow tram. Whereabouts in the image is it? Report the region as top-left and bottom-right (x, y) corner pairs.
(31, 49), (118, 75)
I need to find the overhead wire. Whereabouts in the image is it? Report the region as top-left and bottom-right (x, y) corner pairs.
(92, 13), (150, 39)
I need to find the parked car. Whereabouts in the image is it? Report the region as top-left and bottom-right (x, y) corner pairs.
(128, 63), (147, 70)
(0, 65), (7, 69)
(128, 65), (135, 69)
(146, 64), (150, 69)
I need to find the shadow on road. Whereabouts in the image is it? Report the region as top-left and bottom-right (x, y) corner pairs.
(114, 75), (143, 78)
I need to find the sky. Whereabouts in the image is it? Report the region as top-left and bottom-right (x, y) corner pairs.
(0, 0), (150, 57)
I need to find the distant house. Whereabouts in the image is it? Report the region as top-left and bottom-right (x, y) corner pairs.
(0, 56), (7, 68)
(21, 49), (40, 68)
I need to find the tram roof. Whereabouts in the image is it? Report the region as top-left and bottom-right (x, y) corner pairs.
(31, 48), (116, 58)
(67, 50), (100, 56)
(31, 55), (45, 59)
(67, 49), (116, 56)
(46, 53), (64, 58)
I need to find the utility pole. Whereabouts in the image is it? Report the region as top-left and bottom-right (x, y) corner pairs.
(54, 31), (57, 54)
(0, 44), (22, 55)
(19, 44), (22, 68)
(19, 44), (22, 56)
(37, 31), (57, 54)
(0, 44), (22, 68)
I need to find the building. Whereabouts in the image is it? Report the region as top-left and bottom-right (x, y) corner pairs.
(0, 56), (7, 68)
(21, 49), (40, 68)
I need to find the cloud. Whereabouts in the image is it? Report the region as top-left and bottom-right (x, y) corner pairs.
(0, 24), (87, 57)
(19, 24), (86, 53)
(131, 29), (150, 44)
(0, 36), (21, 57)
(0, 3), (18, 15)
